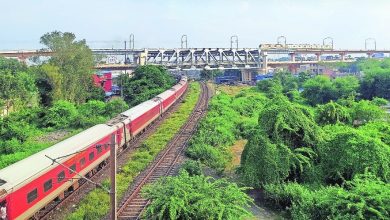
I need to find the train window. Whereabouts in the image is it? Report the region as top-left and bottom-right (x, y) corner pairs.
(96, 145), (102, 154)
(69, 164), (76, 174)
(57, 171), (65, 183)
(89, 152), (95, 161)
(27, 188), (38, 203)
(44, 179), (52, 192)
(80, 158), (86, 167)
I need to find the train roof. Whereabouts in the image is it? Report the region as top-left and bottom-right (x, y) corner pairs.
(0, 124), (114, 192)
(121, 99), (160, 120)
(156, 88), (176, 100)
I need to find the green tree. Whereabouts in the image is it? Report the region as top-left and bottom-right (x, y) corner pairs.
(359, 58), (390, 100)
(333, 76), (360, 98)
(40, 31), (94, 103)
(141, 171), (254, 220)
(298, 71), (313, 87)
(256, 79), (283, 98)
(273, 71), (299, 93)
(0, 62), (39, 113)
(351, 100), (386, 125)
(302, 75), (336, 105)
(119, 65), (175, 107)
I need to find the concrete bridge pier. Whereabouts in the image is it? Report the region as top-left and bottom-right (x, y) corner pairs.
(241, 69), (253, 82)
(260, 51), (268, 73)
(289, 53), (296, 62)
(315, 53), (322, 61)
(340, 53), (346, 61)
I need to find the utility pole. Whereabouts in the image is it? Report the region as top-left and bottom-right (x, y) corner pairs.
(110, 134), (117, 220)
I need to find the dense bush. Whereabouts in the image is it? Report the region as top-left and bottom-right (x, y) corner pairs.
(141, 171), (254, 220)
(104, 98), (129, 118)
(265, 173), (390, 220)
(240, 130), (316, 187)
(316, 101), (351, 125)
(180, 160), (203, 176)
(43, 100), (79, 128)
(351, 100), (386, 125)
(319, 125), (390, 183)
(258, 95), (321, 148)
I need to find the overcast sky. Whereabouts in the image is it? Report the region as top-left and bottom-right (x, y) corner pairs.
(1, 0), (390, 50)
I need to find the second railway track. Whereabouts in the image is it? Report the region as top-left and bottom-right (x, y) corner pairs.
(115, 82), (211, 220)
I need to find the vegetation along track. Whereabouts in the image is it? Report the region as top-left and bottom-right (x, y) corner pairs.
(115, 82), (211, 220)
(40, 88), (190, 220)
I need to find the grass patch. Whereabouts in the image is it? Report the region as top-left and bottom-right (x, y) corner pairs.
(67, 82), (201, 220)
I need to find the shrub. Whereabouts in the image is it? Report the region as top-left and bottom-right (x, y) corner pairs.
(265, 173), (390, 220)
(319, 125), (390, 183)
(104, 98), (129, 117)
(141, 171), (254, 220)
(180, 160), (203, 176)
(43, 100), (78, 128)
(316, 101), (351, 125)
(351, 100), (386, 125)
(372, 97), (388, 106)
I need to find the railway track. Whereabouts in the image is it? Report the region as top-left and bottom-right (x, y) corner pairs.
(115, 82), (210, 220)
(39, 87), (190, 220)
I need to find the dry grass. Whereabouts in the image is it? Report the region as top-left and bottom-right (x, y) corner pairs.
(216, 85), (250, 96)
(225, 139), (247, 172)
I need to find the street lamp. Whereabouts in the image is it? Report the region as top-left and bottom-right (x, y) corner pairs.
(323, 37), (333, 49)
(365, 38), (376, 50)
(277, 36), (286, 46)
(181, 35), (188, 49)
(230, 35), (238, 49)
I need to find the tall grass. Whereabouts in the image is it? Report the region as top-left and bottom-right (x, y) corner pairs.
(67, 82), (200, 220)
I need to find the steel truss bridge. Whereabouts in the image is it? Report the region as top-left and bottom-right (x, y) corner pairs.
(1, 47), (390, 71)
(93, 48), (262, 70)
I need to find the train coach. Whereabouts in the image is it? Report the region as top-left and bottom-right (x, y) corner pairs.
(0, 76), (188, 220)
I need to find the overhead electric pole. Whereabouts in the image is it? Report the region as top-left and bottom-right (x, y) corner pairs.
(110, 134), (117, 220)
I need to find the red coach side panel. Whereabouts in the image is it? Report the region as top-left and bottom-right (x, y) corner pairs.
(130, 104), (160, 136)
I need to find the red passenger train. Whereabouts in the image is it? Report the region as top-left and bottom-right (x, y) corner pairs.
(0, 76), (188, 220)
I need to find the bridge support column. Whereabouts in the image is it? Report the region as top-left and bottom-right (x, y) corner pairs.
(260, 51), (268, 74)
(138, 50), (148, 66)
(241, 69), (252, 82)
(289, 53), (296, 62)
(315, 53), (322, 61)
(340, 53), (345, 61)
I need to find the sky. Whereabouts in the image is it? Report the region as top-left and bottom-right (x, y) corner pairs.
(1, 0), (390, 50)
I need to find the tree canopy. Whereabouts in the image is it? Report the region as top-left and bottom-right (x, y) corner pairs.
(119, 65), (175, 107)
(38, 31), (95, 104)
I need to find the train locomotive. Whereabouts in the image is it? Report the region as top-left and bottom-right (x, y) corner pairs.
(0, 76), (188, 220)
